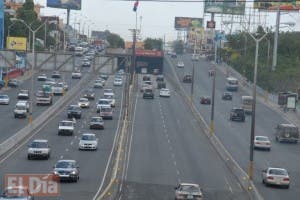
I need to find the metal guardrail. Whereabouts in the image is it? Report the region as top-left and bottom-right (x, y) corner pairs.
(165, 56), (263, 200)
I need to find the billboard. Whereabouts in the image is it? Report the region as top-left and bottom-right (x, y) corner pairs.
(47, 0), (81, 10)
(175, 17), (203, 30)
(254, 0), (300, 11)
(204, 0), (246, 15)
(6, 37), (27, 51)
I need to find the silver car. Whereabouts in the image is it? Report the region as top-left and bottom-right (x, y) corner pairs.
(175, 183), (203, 200)
(53, 160), (79, 182)
(262, 167), (290, 188)
(0, 94), (9, 105)
(27, 139), (51, 160)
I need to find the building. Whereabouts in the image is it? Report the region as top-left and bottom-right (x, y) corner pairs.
(5, 0), (43, 17)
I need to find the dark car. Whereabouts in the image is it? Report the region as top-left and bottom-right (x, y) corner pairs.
(275, 123), (299, 143)
(183, 75), (192, 83)
(51, 71), (61, 79)
(157, 81), (166, 89)
(143, 75), (151, 81)
(100, 74), (109, 80)
(156, 75), (164, 82)
(230, 108), (245, 122)
(83, 88), (95, 100)
(200, 96), (211, 104)
(67, 105), (82, 119)
(7, 79), (20, 87)
(53, 160), (79, 182)
(143, 88), (154, 99)
(82, 61), (91, 67)
(222, 92), (233, 100)
(171, 53), (177, 58)
(89, 116), (104, 130)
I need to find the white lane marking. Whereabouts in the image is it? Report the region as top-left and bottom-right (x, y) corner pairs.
(92, 85), (125, 200)
(171, 153), (175, 158)
(124, 92), (139, 180)
(174, 161), (177, 166)
(176, 170), (180, 175)
(65, 148), (69, 152)
(167, 139), (170, 143)
(70, 141), (74, 145)
(224, 176), (234, 194)
(60, 155), (63, 159)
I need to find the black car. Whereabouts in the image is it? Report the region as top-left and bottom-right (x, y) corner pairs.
(171, 53), (177, 58)
(100, 74), (109, 80)
(7, 79), (20, 87)
(157, 81), (166, 89)
(83, 88), (95, 100)
(222, 92), (233, 100)
(200, 96), (211, 104)
(143, 88), (154, 99)
(67, 105), (82, 119)
(230, 108), (245, 122)
(156, 75), (164, 82)
(89, 116), (104, 130)
(143, 75), (151, 81)
(183, 75), (192, 83)
(51, 71), (61, 79)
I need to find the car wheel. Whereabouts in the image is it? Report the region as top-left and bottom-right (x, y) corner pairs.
(285, 185), (290, 189)
(27, 155), (31, 160)
(14, 115), (17, 118)
(262, 179), (265, 184)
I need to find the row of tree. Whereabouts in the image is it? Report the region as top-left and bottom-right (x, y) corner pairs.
(219, 27), (300, 93)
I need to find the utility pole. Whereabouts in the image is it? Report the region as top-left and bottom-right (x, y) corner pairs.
(210, 12), (216, 135)
(272, 7), (280, 70)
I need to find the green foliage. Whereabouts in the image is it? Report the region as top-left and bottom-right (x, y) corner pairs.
(144, 38), (162, 50)
(221, 31), (300, 93)
(106, 31), (125, 48)
(172, 40), (184, 54)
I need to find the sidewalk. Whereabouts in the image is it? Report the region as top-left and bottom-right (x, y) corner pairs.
(216, 62), (300, 127)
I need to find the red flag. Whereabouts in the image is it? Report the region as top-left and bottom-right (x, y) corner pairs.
(133, 0), (139, 12)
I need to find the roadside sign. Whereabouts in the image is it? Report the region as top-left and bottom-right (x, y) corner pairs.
(287, 96), (296, 109)
(6, 37), (27, 51)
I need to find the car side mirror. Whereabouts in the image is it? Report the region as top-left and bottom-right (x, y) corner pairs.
(262, 169), (267, 173)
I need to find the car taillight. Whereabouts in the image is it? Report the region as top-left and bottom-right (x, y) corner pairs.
(283, 178), (289, 181)
(255, 142), (260, 144)
(267, 176), (274, 180)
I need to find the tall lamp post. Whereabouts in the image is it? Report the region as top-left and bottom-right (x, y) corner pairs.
(10, 18), (47, 124)
(247, 31), (268, 183)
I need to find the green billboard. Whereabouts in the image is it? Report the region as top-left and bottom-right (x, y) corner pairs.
(204, 0), (246, 15)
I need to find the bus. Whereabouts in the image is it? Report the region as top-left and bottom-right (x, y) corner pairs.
(241, 96), (253, 114)
(226, 77), (238, 91)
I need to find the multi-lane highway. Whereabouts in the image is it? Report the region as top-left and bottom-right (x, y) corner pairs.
(167, 53), (300, 199)
(0, 71), (124, 200)
(119, 74), (249, 199)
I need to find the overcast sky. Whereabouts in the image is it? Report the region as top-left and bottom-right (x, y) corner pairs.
(34, 0), (300, 42)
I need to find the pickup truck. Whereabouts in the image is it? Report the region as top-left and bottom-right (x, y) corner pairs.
(58, 120), (75, 136)
(36, 91), (52, 106)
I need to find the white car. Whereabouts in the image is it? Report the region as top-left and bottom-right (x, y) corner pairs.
(94, 80), (104, 88)
(58, 120), (75, 136)
(17, 89), (29, 100)
(175, 183), (203, 200)
(104, 89), (114, 96)
(262, 167), (290, 188)
(79, 133), (98, 150)
(254, 136), (271, 151)
(17, 100), (29, 112)
(177, 61), (184, 68)
(191, 54), (199, 61)
(159, 88), (170, 97)
(37, 74), (47, 81)
(113, 78), (123, 86)
(72, 71), (82, 79)
(14, 101), (28, 118)
(78, 98), (90, 108)
(0, 94), (10, 105)
(27, 139), (51, 160)
(104, 93), (116, 107)
(96, 99), (111, 113)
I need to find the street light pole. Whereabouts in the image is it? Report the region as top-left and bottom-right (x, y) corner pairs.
(11, 19), (47, 125)
(248, 32), (268, 183)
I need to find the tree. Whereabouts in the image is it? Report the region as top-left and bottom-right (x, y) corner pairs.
(106, 31), (125, 48)
(144, 38), (162, 50)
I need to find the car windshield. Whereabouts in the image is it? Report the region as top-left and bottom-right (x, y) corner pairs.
(269, 169), (288, 176)
(69, 106), (80, 111)
(30, 141), (48, 148)
(181, 185), (200, 193)
(79, 99), (88, 102)
(55, 161), (75, 169)
(104, 95), (114, 99)
(91, 117), (102, 122)
(0, 95), (8, 99)
(256, 137), (269, 141)
(81, 135), (96, 141)
(98, 100), (109, 104)
(59, 121), (73, 126)
(15, 105), (26, 109)
(104, 89), (113, 93)
(233, 109), (244, 114)
(145, 89), (152, 93)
